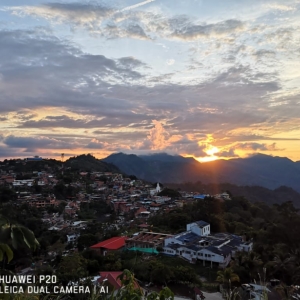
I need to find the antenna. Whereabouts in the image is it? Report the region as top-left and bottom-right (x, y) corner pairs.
(61, 153), (64, 176)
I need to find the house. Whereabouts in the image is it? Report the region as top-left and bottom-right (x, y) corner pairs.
(135, 207), (151, 218)
(138, 224), (150, 231)
(90, 237), (127, 256)
(241, 284), (271, 300)
(71, 221), (87, 229)
(67, 234), (80, 243)
(98, 271), (140, 290)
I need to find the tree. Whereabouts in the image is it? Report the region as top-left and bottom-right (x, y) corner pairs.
(56, 253), (88, 285)
(105, 269), (174, 300)
(232, 251), (262, 281)
(77, 234), (98, 251)
(216, 268), (240, 287)
(0, 187), (17, 203)
(158, 188), (181, 198)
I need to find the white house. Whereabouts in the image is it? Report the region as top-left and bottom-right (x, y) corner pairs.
(67, 234), (80, 243)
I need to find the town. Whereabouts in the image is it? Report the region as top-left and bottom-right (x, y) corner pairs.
(0, 155), (299, 300)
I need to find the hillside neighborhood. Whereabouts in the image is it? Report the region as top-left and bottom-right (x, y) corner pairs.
(0, 155), (299, 300)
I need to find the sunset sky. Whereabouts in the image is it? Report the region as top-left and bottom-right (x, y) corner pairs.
(0, 0), (300, 162)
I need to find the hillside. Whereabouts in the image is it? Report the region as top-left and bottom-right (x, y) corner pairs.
(65, 154), (120, 173)
(103, 152), (300, 192)
(166, 182), (300, 208)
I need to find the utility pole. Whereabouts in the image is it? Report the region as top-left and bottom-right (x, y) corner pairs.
(61, 153), (64, 176)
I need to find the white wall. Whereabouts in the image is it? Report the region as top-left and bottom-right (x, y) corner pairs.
(162, 247), (176, 255)
(186, 223), (210, 236)
(164, 236), (184, 247)
(197, 249), (226, 263)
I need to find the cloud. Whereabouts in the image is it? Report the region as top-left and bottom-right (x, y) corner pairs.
(170, 19), (245, 40)
(169, 138), (207, 157)
(4, 3), (247, 42)
(147, 120), (169, 150)
(265, 4), (296, 12)
(0, 29), (146, 114)
(133, 121), (207, 157)
(217, 148), (238, 158)
(5, 3), (114, 31)
(3, 135), (76, 150)
(86, 139), (109, 150)
(231, 142), (283, 151)
(1, 0), (300, 161)
(0, 26), (296, 160)
(166, 59), (175, 66)
(3, 3), (153, 40)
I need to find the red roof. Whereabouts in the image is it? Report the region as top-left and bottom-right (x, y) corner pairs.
(90, 237), (127, 250)
(98, 272), (140, 290)
(135, 207), (147, 216)
(98, 272), (123, 289)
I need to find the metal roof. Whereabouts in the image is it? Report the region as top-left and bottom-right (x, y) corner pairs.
(196, 220), (210, 228)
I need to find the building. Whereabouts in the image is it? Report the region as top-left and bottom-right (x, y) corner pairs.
(162, 220), (253, 267)
(135, 207), (151, 218)
(126, 231), (173, 253)
(193, 194), (210, 200)
(90, 237), (127, 256)
(25, 156), (43, 162)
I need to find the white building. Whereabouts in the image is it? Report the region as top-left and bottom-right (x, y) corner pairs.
(13, 179), (35, 187)
(187, 221), (210, 236)
(162, 220), (253, 268)
(156, 183), (161, 193)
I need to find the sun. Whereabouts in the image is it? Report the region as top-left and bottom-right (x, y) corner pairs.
(196, 156), (218, 162)
(193, 146), (220, 163)
(205, 146), (219, 156)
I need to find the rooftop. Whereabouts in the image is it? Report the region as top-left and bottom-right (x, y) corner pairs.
(90, 237), (127, 250)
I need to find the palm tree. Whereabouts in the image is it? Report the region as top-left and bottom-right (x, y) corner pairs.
(271, 253), (291, 280)
(242, 252), (263, 280)
(0, 215), (39, 267)
(288, 248), (300, 284)
(216, 268), (240, 293)
(216, 268), (240, 284)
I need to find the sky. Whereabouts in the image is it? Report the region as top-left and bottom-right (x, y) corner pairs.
(0, 0), (300, 162)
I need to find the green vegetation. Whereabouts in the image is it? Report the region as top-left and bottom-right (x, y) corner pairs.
(149, 196), (300, 284)
(65, 154), (120, 173)
(157, 188), (181, 198)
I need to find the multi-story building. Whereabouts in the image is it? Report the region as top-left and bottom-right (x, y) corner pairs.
(162, 220), (253, 268)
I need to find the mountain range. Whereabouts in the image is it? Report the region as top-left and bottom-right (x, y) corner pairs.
(103, 152), (300, 193)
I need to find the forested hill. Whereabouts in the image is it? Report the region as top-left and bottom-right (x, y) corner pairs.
(65, 154), (120, 172)
(166, 182), (300, 208)
(0, 154), (120, 174)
